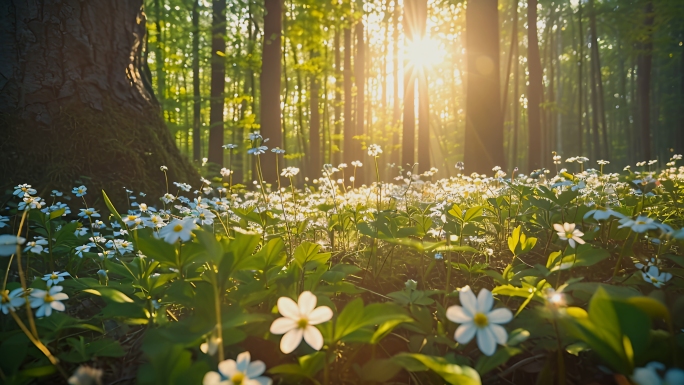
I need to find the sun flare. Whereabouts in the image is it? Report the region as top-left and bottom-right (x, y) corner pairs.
(405, 37), (444, 70)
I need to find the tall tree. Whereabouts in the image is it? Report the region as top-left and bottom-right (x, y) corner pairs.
(355, 21), (365, 173)
(391, 0), (401, 167)
(0, 0), (196, 202)
(333, 28), (342, 165)
(416, 0), (430, 172)
(208, 0), (227, 166)
(588, 0), (609, 159)
(402, 0), (418, 167)
(464, 0), (505, 173)
(637, 0), (654, 161)
(343, 27), (354, 165)
(260, 0), (283, 182)
(154, 0), (166, 115)
(192, 0), (201, 162)
(309, 51), (321, 174)
(526, 0), (543, 171)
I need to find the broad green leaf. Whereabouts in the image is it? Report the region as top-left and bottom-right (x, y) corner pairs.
(391, 353), (481, 385)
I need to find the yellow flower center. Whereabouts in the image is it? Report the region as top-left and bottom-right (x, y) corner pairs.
(473, 312), (489, 328)
(1, 290), (9, 303)
(231, 373), (245, 385)
(128, 215), (136, 221)
(650, 277), (659, 283)
(565, 232), (574, 239)
(50, 274), (59, 280)
(297, 318), (309, 329)
(637, 221), (646, 225)
(173, 224), (183, 232)
(44, 294), (54, 303)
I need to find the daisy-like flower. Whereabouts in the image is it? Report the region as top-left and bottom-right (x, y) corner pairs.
(158, 217), (197, 244)
(161, 193), (176, 204)
(641, 266), (672, 288)
(123, 214), (142, 227)
(79, 208), (100, 218)
(222, 143), (238, 149)
(173, 182), (192, 192)
(19, 196), (44, 211)
(553, 223), (585, 248)
(632, 362), (684, 385)
(1, 288), (26, 314)
(271, 147), (285, 154)
(247, 146), (268, 156)
(13, 184), (37, 197)
(269, 291), (333, 354)
(446, 286), (513, 356)
(221, 168), (233, 177)
(203, 352), (272, 385)
(281, 167), (300, 178)
(30, 285), (68, 317)
(143, 215), (165, 228)
(619, 216), (659, 233)
(24, 237), (49, 254)
(367, 144), (383, 157)
(351, 160), (363, 167)
(74, 244), (91, 257)
(42, 271), (70, 287)
(72, 185), (87, 197)
(160, 165), (168, 171)
(0, 234), (26, 257)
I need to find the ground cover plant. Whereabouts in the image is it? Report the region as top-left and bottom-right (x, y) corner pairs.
(1, 142), (684, 384)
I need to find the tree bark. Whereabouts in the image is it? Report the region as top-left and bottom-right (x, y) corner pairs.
(343, 27), (354, 165)
(637, 0), (654, 161)
(309, 50), (321, 176)
(588, 0), (608, 160)
(526, 0), (543, 171)
(208, 0), (226, 167)
(402, 0), (418, 167)
(416, 0), (430, 172)
(0, 0), (196, 203)
(391, 0), (401, 167)
(464, 0), (505, 174)
(355, 21), (365, 179)
(260, 0), (283, 183)
(333, 28), (342, 165)
(192, 0), (201, 162)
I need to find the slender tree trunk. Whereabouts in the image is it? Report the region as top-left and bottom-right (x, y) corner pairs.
(154, 0), (166, 116)
(343, 27), (354, 165)
(637, 0), (654, 161)
(355, 21), (365, 172)
(0, 0), (196, 203)
(402, 0), (418, 167)
(334, 28), (342, 165)
(260, 0), (283, 182)
(512, 33), (520, 167)
(391, 0), (401, 167)
(309, 50), (321, 175)
(526, 0), (543, 171)
(416, 0), (430, 171)
(577, 0), (584, 156)
(208, 0), (226, 166)
(589, 0), (609, 159)
(464, 0), (504, 173)
(502, 0), (518, 126)
(192, 1), (201, 162)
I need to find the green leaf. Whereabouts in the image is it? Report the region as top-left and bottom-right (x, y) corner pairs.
(463, 206), (484, 222)
(102, 190), (123, 224)
(294, 241), (331, 269)
(334, 298), (365, 341)
(357, 359), (402, 382)
(83, 287), (134, 303)
(475, 346), (522, 375)
(548, 245), (610, 272)
(391, 353), (481, 385)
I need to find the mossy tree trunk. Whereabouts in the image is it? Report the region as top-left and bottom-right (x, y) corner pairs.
(0, 0), (197, 204)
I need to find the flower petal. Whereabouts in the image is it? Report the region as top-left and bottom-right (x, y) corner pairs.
(297, 291), (317, 316)
(280, 328), (303, 354)
(454, 323), (477, 344)
(203, 371), (222, 385)
(50, 301), (65, 312)
(488, 308), (513, 324)
(218, 358), (237, 378)
(476, 327), (496, 356)
(476, 288), (493, 313)
(250, 376), (273, 385)
(458, 286), (477, 315)
(270, 317), (297, 335)
(246, 360), (266, 378)
(553, 224), (564, 233)
(307, 306), (333, 325)
(446, 305), (472, 323)
(303, 325), (324, 351)
(277, 297), (300, 319)
(236, 351), (251, 373)
(489, 323), (508, 345)
(50, 293), (68, 301)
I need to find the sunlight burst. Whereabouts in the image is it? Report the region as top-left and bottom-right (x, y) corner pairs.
(405, 37), (444, 70)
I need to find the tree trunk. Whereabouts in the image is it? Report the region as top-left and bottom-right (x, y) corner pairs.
(355, 21), (365, 174)
(208, 0), (226, 167)
(588, 0), (609, 160)
(577, 0), (584, 156)
(260, 0), (283, 183)
(402, 0), (418, 167)
(391, 0), (401, 167)
(0, 0), (196, 203)
(416, 0), (430, 172)
(192, 0), (201, 162)
(464, 0), (505, 174)
(637, 0), (654, 161)
(309, 50), (321, 176)
(526, 0), (543, 171)
(343, 27), (354, 165)
(154, 0), (166, 116)
(333, 28), (342, 165)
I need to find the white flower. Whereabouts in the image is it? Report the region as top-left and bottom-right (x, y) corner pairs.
(221, 168), (233, 177)
(79, 208), (100, 218)
(269, 291), (333, 354)
(351, 161), (363, 167)
(160, 165), (168, 171)
(641, 266), (672, 288)
(248, 146), (268, 155)
(367, 144), (383, 157)
(13, 184), (37, 197)
(161, 193), (176, 204)
(281, 167), (300, 178)
(633, 362), (684, 385)
(223, 143), (238, 150)
(24, 237), (49, 254)
(553, 223), (585, 248)
(619, 216), (659, 233)
(123, 214), (142, 227)
(203, 351), (272, 385)
(74, 244), (91, 257)
(72, 185), (87, 197)
(30, 285), (68, 317)
(159, 217), (197, 243)
(19, 196), (44, 211)
(173, 182), (192, 192)
(143, 215), (165, 228)
(271, 147), (285, 154)
(0, 234), (26, 257)
(42, 271), (70, 287)
(1, 288), (25, 314)
(446, 286), (513, 356)
(584, 208), (625, 221)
